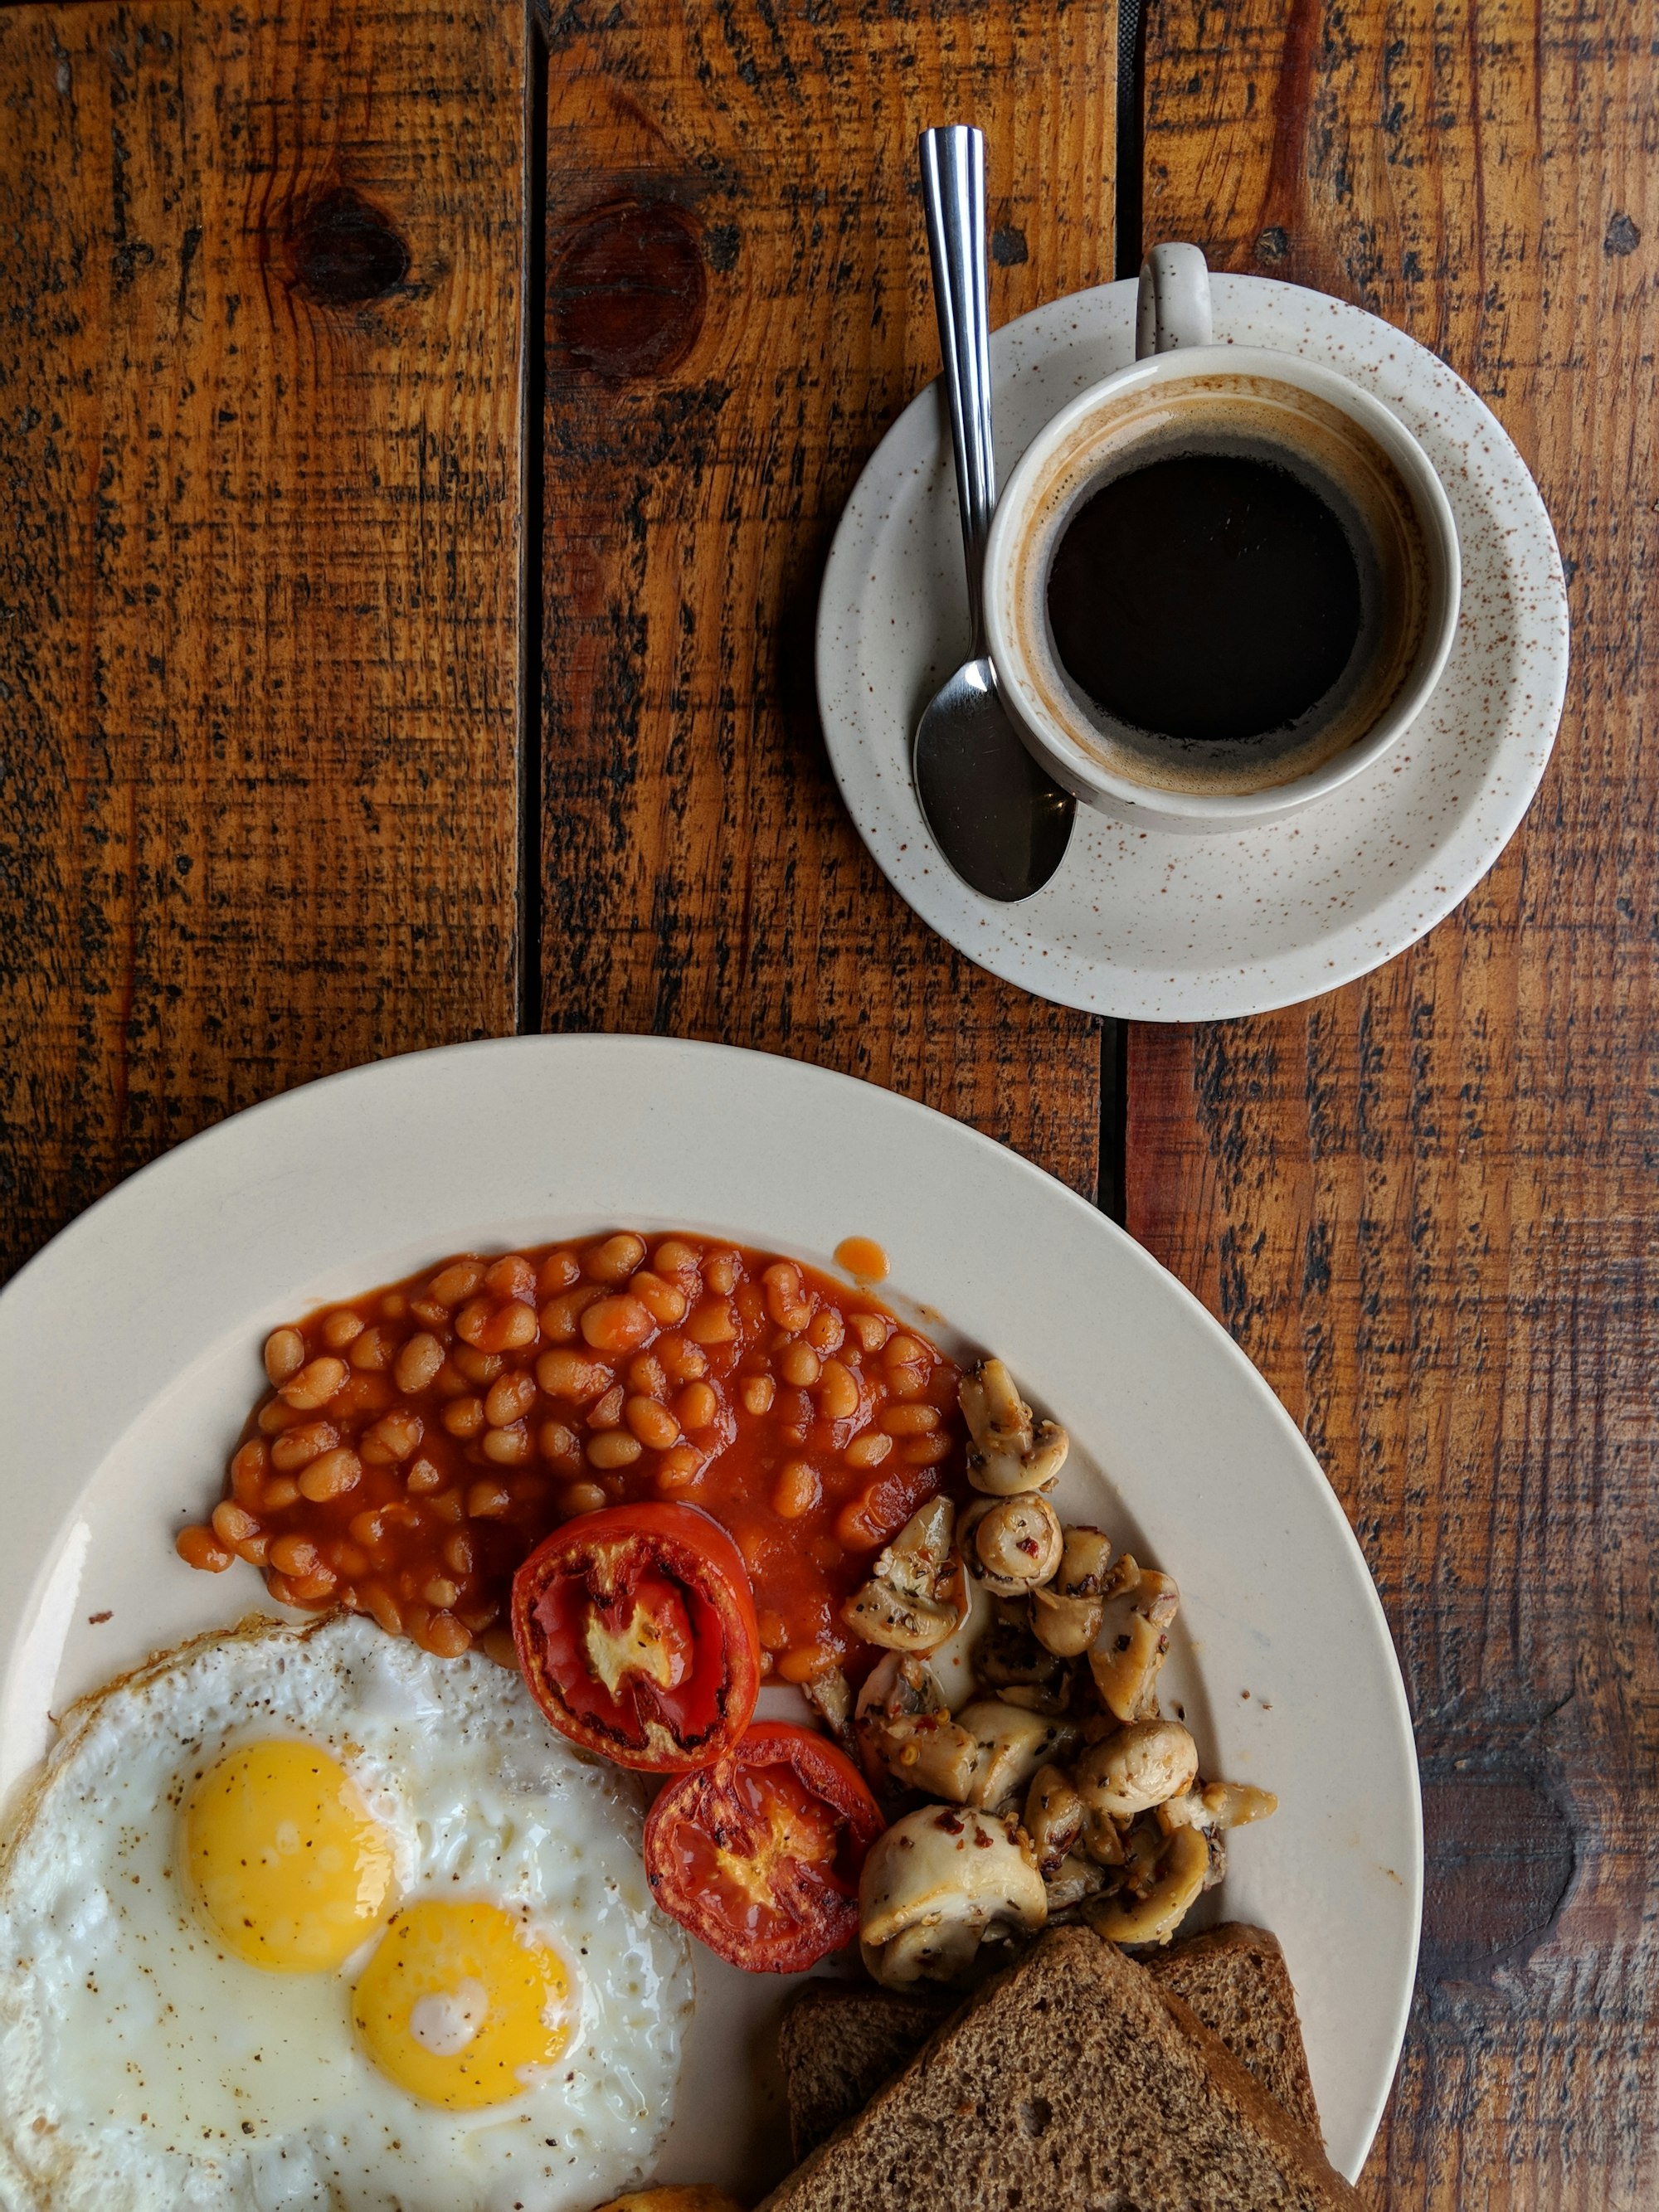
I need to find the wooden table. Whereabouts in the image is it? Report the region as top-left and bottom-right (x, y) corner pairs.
(2, 1), (1652, 2201)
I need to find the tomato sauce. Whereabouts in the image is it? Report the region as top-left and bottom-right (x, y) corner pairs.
(181, 1232), (968, 1685)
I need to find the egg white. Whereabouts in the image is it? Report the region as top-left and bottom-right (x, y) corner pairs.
(0, 1614), (693, 2212)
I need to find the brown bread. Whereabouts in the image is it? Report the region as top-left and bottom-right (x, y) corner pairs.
(758, 1927), (1360, 2211)
(781, 1921), (1321, 2156)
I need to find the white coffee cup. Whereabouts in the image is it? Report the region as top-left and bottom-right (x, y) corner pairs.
(983, 245), (1462, 831)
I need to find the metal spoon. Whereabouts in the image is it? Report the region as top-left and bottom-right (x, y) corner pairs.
(913, 127), (1074, 903)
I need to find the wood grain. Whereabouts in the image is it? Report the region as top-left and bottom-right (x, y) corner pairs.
(0, 0), (525, 1285)
(1131, 2), (1658, 2203)
(535, 0), (1116, 1195)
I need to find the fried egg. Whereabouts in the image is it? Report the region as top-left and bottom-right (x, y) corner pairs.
(0, 1614), (693, 2212)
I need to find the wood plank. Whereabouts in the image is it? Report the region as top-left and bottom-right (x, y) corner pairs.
(1131, 2), (1657, 2203)
(537, 0), (1115, 1196)
(0, 0), (525, 1283)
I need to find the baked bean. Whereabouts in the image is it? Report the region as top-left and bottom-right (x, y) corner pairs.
(264, 1328), (307, 1385)
(537, 1349), (611, 1402)
(818, 1359), (860, 1422)
(177, 1525), (233, 1572)
(540, 1285), (605, 1340)
(463, 1298), (538, 1354)
(625, 1395), (679, 1450)
(332, 1541), (371, 1578)
(653, 1238), (702, 1278)
(481, 1423), (532, 1466)
(477, 1624), (518, 1667)
(888, 1366), (927, 1400)
(416, 1610), (471, 1659)
(262, 1476), (301, 1512)
(405, 1457), (444, 1493)
(270, 1532), (323, 1578)
(807, 1309), (845, 1354)
(280, 1356), (349, 1410)
(741, 1374), (776, 1417)
(467, 1480), (513, 1519)
(625, 1353), (667, 1398)
(589, 1232), (648, 1282)
(361, 1409), (423, 1464)
(422, 1577), (460, 1610)
(884, 1334), (926, 1367)
(484, 1254), (537, 1303)
(362, 1582), (404, 1636)
(348, 1326), (397, 1373)
(485, 1372), (538, 1427)
(430, 1487), (466, 1523)
(703, 1251), (739, 1295)
(538, 1420), (581, 1470)
(537, 1250), (581, 1296)
(294, 1446), (357, 1498)
(654, 1447), (704, 1494)
(212, 1500), (261, 1548)
(676, 1381), (718, 1432)
(350, 1508), (388, 1551)
(581, 1296), (655, 1354)
(231, 1438), (270, 1506)
(845, 1431), (893, 1469)
(408, 1296), (450, 1328)
(771, 1461), (821, 1519)
(322, 1310), (364, 1350)
(452, 1344), (504, 1387)
(880, 1403), (940, 1436)
(631, 1271), (688, 1325)
(851, 1312), (890, 1353)
(443, 1529), (476, 1577)
(288, 1568), (337, 1605)
(905, 1435), (951, 1466)
(586, 1384), (625, 1429)
(778, 1342), (821, 1388)
(270, 1419), (338, 1472)
(777, 1646), (833, 1685)
(687, 1298), (737, 1344)
(587, 1431), (643, 1471)
(429, 1259), (486, 1306)
(380, 1291), (409, 1321)
(658, 1337), (707, 1382)
(757, 1610), (790, 1650)
(561, 1479), (609, 1514)
(441, 1396), (485, 1439)
(762, 1263), (811, 1333)
(258, 1398), (299, 1435)
(393, 1331), (445, 1393)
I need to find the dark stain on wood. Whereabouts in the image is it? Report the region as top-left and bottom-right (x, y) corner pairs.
(280, 183), (411, 305)
(549, 196), (708, 380)
(1419, 1762), (1576, 1983)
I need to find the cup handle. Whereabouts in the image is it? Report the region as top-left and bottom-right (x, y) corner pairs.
(1136, 242), (1214, 357)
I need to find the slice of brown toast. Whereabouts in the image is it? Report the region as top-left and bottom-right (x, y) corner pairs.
(780, 1922), (1320, 2157)
(1155, 1923), (1321, 2140)
(758, 1927), (1360, 2212)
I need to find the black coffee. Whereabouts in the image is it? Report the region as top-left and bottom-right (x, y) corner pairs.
(1045, 450), (1363, 746)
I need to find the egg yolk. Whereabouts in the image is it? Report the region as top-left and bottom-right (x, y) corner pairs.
(182, 1738), (398, 1972)
(351, 1898), (572, 2109)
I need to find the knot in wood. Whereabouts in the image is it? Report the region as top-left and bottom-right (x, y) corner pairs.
(550, 197), (707, 381)
(1419, 1761), (1575, 1983)
(284, 184), (410, 305)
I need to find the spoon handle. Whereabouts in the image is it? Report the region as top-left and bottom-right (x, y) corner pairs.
(920, 126), (995, 650)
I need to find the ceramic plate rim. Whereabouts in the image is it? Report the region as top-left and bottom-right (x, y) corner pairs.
(0, 1034), (1422, 2186)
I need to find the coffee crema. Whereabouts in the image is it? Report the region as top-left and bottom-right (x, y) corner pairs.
(1046, 452), (1364, 747)
(1009, 373), (1432, 798)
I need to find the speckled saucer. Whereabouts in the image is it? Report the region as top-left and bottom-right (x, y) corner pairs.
(816, 275), (1569, 1021)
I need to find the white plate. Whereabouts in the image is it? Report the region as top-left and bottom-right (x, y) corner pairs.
(0, 1036), (1419, 2190)
(817, 274), (1569, 1020)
